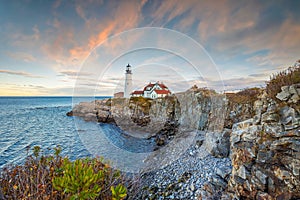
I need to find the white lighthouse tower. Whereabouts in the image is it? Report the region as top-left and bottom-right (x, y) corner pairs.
(124, 64), (132, 98)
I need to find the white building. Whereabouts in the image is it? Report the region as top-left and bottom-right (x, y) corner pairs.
(131, 82), (171, 99)
(124, 64), (132, 98)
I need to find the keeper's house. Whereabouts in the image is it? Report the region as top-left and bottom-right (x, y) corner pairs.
(131, 82), (171, 99)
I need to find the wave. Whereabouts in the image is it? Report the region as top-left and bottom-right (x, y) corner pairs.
(26, 105), (71, 111)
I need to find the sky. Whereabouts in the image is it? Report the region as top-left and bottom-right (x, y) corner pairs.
(0, 0), (299, 96)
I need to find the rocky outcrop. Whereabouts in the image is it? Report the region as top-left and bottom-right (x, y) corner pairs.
(228, 89), (300, 199)
(68, 99), (115, 123)
(68, 89), (228, 144)
(276, 84), (300, 103)
(175, 89), (227, 132)
(205, 129), (231, 158)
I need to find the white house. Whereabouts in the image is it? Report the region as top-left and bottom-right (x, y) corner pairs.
(131, 82), (171, 99)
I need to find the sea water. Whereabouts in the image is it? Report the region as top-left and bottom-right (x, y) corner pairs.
(0, 97), (156, 170)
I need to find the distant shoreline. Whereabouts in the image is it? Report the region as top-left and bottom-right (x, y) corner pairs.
(0, 96), (113, 98)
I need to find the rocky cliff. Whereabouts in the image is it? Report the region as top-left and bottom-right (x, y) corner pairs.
(227, 84), (300, 199)
(68, 83), (300, 199)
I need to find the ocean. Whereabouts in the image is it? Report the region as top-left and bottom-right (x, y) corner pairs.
(0, 97), (156, 171)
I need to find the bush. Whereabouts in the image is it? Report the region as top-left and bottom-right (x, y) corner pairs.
(129, 96), (152, 114)
(266, 62), (300, 100)
(0, 146), (127, 200)
(226, 87), (261, 104)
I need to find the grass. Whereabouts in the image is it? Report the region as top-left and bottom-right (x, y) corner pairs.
(0, 146), (127, 200)
(226, 87), (261, 104)
(266, 62), (300, 100)
(129, 96), (153, 114)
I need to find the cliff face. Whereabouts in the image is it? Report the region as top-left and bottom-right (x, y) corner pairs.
(174, 89), (226, 132)
(228, 85), (300, 199)
(68, 89), (227, 138)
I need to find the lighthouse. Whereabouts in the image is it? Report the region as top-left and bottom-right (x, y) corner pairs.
(124, 64), (132, 98)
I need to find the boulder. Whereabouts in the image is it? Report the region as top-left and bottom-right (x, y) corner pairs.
(261, 112), (279, 123)
(66, 111), (73, 116)
(205, 129), (231, 158)
(276, 89), (290, 101)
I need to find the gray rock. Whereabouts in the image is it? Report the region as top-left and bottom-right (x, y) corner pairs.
(255, 169), (267, 185)
(232, 119), (253, 131)
(289, 85), (298, 94)
(290, 93), (299, 103)
(216, 165), (232, 181)
(276, 89), (290, 101)
(280, 106), (297, 125)
(261, 112), (279, 123)
(281, 85), (290, 92)
(263, 123), (283, 137)
(237, 165), (247, 179)
(190, 183), (195, 191)
(205, 129), (231, 158)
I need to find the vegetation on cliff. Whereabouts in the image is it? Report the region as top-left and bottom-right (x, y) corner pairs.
(266, 61), (300, 100)
(226, 87), (261, 104)
(0, 146), (127, 200)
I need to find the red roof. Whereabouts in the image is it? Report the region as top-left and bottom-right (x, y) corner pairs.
(158, 83), (168, 89)
(154, 89), (171, 95)
(131, 90), (144, 95)
(143, 82), (168, 91)
(143, 83), (155, 91)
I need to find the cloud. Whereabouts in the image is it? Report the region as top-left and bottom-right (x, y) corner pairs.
(248, 73), (268, 78)
(0, 69), (44, 78)
(69, 1), (146, 64)
(42, 25), (76, 70)
(11, 25), (40, 47)
(150, 1), (300, 74)
(59, 71), (92, 77)
(7, 52), (36, 62)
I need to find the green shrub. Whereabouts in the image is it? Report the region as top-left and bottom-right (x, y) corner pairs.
(111, 184), (127, 200)
(52, 159), (103, 199)
(0, 146), (127, 200)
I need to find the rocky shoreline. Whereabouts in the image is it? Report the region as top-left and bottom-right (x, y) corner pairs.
(67, 83), (300, 199)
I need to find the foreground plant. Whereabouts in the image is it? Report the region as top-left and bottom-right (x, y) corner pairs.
(0, 146), (127, 200)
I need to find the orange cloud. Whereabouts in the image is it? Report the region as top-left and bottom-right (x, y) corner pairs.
(68, 1), (146, 65)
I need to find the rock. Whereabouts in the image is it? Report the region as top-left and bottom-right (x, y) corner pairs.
(0, 188), (4, 200)
(290, 93), (299, 103)
(229, 115), (300, 200)
(216, 166), (232, 181)
(280, 106), (296, 125)
(205, 129), (231, 158)
(256, 192), (273, 200)
(274, 167), (291, 181)
(190, 183), (195, 192)
(261, 112), (279, 123)
(276, 84), (300, 103)
(195, 139), (204, 147)
(276, 91), (290, 101)
(263, 123), (283, 137)
(66, 111), (73, 116)
(289, 85), (298, 94)
(255, 169), (267, 185)
(155, 134), (166, 146)
(237, 165), (247, 179)
(232, 119), (253, 131)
